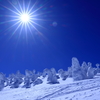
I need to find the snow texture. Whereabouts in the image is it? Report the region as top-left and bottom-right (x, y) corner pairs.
(0, 74), (100, 100)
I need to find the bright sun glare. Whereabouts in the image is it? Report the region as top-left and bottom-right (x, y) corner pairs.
(0, 0), (46, 36)
(20, 13), (30, 23)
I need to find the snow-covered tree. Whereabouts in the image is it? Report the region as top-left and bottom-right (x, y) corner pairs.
(15, 71), (23, 84)
(67, 67), (72, 77)
(81, 61), (88, 79)
(58, 69), (68, 80)
(10, 75), (20, 88)
(25, 69), (32, 77)
(72, 57), (83, 81)
(33, 78), (43, 86)
(23, 76), (31, 88)
(36, 72), (42, 77)
(61, 71), (68, 80)
(0, 73), (6, 90)
(58, 69), (63, 75)
(93, 68), (98, 76)
(8, 71), (24, 88)
(42, 68), (48, 78)
(96, 63), (100, 73)
(51, 68), (56, 75)
(22, 70), (32, 88)
(87, 62), (95, 79)
(46, 69), (59, 84)
(25, 69), (38, 83)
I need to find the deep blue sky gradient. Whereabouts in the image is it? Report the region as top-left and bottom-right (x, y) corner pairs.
(0, 0), (100, 75)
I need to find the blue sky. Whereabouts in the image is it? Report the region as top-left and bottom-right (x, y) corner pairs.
(0, 0), (100, 75)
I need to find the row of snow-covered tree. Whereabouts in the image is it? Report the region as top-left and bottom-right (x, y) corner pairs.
(0, 57), (100, 91)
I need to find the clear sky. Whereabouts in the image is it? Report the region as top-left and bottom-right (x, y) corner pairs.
(0, 0), (100, 75)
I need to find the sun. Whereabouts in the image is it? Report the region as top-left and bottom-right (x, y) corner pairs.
(0, 0), (47, 37)
(20, 13), (30, 23)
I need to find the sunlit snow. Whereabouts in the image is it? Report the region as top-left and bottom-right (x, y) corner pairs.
(0, 74), (100, 100)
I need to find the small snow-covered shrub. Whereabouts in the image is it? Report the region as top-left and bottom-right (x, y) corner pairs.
(58, 69), (68, 80)
(61, 71), (68, 80)
(33, 78), (43, 86)
(10, 77), (20, 88)
(93, 68), (98, 76)
(23, 76), (31, 88)
(0, 73), (5, 90)
(96, 63), (100, 73)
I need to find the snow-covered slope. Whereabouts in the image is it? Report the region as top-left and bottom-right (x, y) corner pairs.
(0, 74), (100, 100)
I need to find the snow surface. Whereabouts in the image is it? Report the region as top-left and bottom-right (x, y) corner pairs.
(0, 74), (100, 100)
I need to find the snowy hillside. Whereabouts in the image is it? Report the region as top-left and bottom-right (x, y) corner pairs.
(0, 57), (100, 100)
(0, 74), (100, 100)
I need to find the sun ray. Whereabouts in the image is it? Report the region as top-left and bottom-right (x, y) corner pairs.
(28, 0), (38, 14)
(7, 0), (22, 15)
(4, 15), (18, 18)
(0, 4), (20, 16)
(29, 22), (41, 34)
(29, 1), (50, 16)
(3, 21), (21, 34)
(1, 19), (20, 24)
(0, 0), (49, 42)
(23, 0), (25, 13)
(30, 20), (46, 29)
(17, 0), (23, 13)
(26, 0), (31, 13)
(27, 22), (36, 43)
(31, 18), (48, 21)
(12, 22), (22, 35)
(7, 22), (23, 41)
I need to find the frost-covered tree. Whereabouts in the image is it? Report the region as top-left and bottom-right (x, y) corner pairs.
(67, 67), (72, 77)
(81, 61), (88, 79)
(8, 74), (16, 86)
(25, 69), (32, 77)
(36, 72), (42, 77)
(15, 71), (23, 84)
(10, 75), (20, 88)
(58, 69), (68, 80)
(72, 57), (83, 81)
(16, 70), (24, 78)
(61, 71), (68, 80)
(0, 73), (6, 90)
(22, 70), (32, 88)
(58, 69), (63, 75)
(93, 68), (98, 76)
(51, 68), (56, 75)
(31, 71), (38, 83)
(96, 63), (100, 73)
(42, 68), (48, 78)
(33, 78), (43, 86)
(25, 70), (34, 82)
(23, 76), (31, 88)
(23, 69), (38, 88)
(8, 71), (23, 88)
(46, 69), (59, 84)
(87, 62), (95, 79)
(51, 68), (60, 79)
